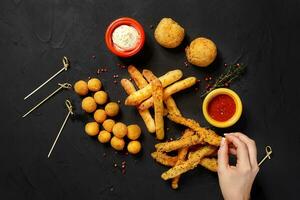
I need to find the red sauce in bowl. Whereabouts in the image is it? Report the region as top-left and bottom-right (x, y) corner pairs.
(207, 94), (236, 122)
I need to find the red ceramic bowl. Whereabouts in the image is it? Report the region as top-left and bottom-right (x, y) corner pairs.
(105, 17), (145, 58)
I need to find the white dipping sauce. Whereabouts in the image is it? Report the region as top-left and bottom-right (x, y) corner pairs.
(112, 25), (140, 51)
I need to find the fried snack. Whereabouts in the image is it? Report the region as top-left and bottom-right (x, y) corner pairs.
(82, 97), (97, 113)
(142, 69), (181, 116)
(125, 69), (183, 106)
(93, 109), (107, 123)
(85, 122), (99, 136)
(185, 37), (217, 67)
(110, 136), (125, 151)
(94, 91), (108, 105)
(161, 145), (217, 180)
(121, 79), (156, 133)
(155, 129), (203, 152)
(127, 141), (142, 154)
(142, 69), (157, 82)
(164, 97), (181, 116)
(138, 77), (197, 111)
(87, 78), (102, 92)
(152, 78), (165, 140)
(74, 80), (88, 96)
(200, 157), (218, 172)
(151, 151), (178, 167)
(154, 18), (185, 48)
(152, 151), (218, 172)
(128, 65), (148, 88)
(172, 129), (194, 189)
(98, 130), (111, 143)
(105, 102), (119, 117)
(127, 124), (141, 140)
(167, 114), (222, 146)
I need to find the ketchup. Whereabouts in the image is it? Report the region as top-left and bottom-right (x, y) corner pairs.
(207, 94), (236, 122)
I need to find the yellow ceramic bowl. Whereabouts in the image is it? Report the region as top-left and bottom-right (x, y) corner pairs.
(202, 88), (242, 128)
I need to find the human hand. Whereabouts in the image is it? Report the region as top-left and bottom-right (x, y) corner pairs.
(217, 132), (259, 200)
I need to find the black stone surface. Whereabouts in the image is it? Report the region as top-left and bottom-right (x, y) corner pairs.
(1, 0), (300, 199)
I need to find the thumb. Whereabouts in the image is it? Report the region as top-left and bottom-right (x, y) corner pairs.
(218, 137), (229, 172)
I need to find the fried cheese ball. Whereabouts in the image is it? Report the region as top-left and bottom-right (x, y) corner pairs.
(98, 130), (111, 143)
(112, 122), (128, 138)
(105, 102), (119, 117)
(93, 109), (107, 123)
(74, 80), (89, 96)
(127, 141), (142, 154)
(82, 97), (97, 113)
(102, 119), (115, 132)
(154, 18), (185, 48)
(110, 136), (125, 151)
(185, 37), (217, 67)
(94, 91), (108, 105)
(85, 122), (99, 136)
(88, 78), (102, 92)
(127, 124), (141, 140)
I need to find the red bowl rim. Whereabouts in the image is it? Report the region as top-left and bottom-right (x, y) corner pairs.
(105, 17), (145, 58)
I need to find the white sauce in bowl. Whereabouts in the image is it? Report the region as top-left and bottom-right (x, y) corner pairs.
(112, 25), (141, 51)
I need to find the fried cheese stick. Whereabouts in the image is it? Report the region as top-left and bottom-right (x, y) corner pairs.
(121, 79), (156, 133)
(167, 114), (222, 146)
(142, 69), (180, 116)
(161, 145), (217, 180)
(125, 69), (183, 106)
(151, 151), (218, 172)
(172, 129), (194, 189)
(138, 77), (197, 111)
(152, 78), (165, 140)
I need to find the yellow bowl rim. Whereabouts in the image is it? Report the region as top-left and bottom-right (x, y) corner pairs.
(202, 88), (243, 128)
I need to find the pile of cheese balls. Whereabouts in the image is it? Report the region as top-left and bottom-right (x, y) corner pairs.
(74, 78), (142, 154)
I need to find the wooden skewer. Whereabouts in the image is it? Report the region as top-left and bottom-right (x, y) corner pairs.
(258, 146), (273, 167)
(22, 83), (72, 118)
(24, 56), (70, 100)
(47, 99), (74, 158)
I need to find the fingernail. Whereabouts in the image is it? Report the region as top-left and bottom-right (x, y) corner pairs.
(221, 137), (226, 145)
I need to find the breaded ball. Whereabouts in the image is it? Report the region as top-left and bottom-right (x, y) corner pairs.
(127, 124), (141, 140)
(185, 37), (217, 67)
(98, 130), (111, 143)
(74, 80), (88, 96)
(105, 102), (119, 117)
(102, 119), (115, 132)
(88, 78), (102, 92)
(94, 91), (108, 105)
(85, 122), (99, 136)
(82, 97), (97, 113)
(154, 18), (185, 48)
(110, 136), (125, 151)
(127, 141), (142, 154)
(112, 122), (128, 138)
(93, 109), (107, 123)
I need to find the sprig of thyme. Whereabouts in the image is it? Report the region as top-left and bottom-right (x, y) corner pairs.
(200, 63), (246, 98)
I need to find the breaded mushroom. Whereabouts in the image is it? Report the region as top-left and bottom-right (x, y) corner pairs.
(154, 18), (185, 48)
(185, 37), (217, 67)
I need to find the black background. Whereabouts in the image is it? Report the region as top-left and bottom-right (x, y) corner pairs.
(1, 0), (300, 199)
